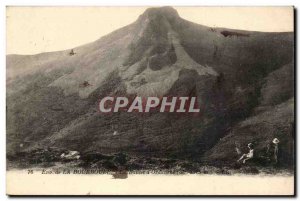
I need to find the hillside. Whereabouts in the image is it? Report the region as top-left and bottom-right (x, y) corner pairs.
(7, 7), (294, 170)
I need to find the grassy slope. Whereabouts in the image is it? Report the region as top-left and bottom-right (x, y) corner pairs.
(6, 7), (294, 167)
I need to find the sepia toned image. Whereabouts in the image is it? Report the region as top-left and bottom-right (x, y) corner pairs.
(6, 6), (294, 195)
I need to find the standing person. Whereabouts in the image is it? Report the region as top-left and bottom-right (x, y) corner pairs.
(238, 143), (254, 164)
(264, 142), (272, 162)
(272, 138), (280, 164)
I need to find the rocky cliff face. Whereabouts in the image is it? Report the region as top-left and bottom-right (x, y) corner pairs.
(7, 7), (294, 167)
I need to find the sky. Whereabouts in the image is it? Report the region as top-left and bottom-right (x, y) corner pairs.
(6, 6), (294, 55)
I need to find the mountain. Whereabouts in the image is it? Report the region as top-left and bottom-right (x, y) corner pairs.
(7, 7), (294, 168)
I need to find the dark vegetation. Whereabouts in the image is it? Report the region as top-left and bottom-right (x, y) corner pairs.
(220, 30), (250, 37)
(8, 149), (291, 175)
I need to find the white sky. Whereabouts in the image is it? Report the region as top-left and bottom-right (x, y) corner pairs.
(6, 7), (294, 55)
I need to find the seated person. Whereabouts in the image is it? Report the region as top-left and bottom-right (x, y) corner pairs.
(237, 143), (254, 164)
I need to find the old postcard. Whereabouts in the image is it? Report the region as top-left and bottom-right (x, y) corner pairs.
(6, 6), (294, 195)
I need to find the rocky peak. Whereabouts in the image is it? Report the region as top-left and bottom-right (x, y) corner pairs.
(138, 6), (180, 22)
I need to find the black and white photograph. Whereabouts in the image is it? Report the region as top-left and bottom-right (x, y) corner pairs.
(4, 5), (296, 196)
